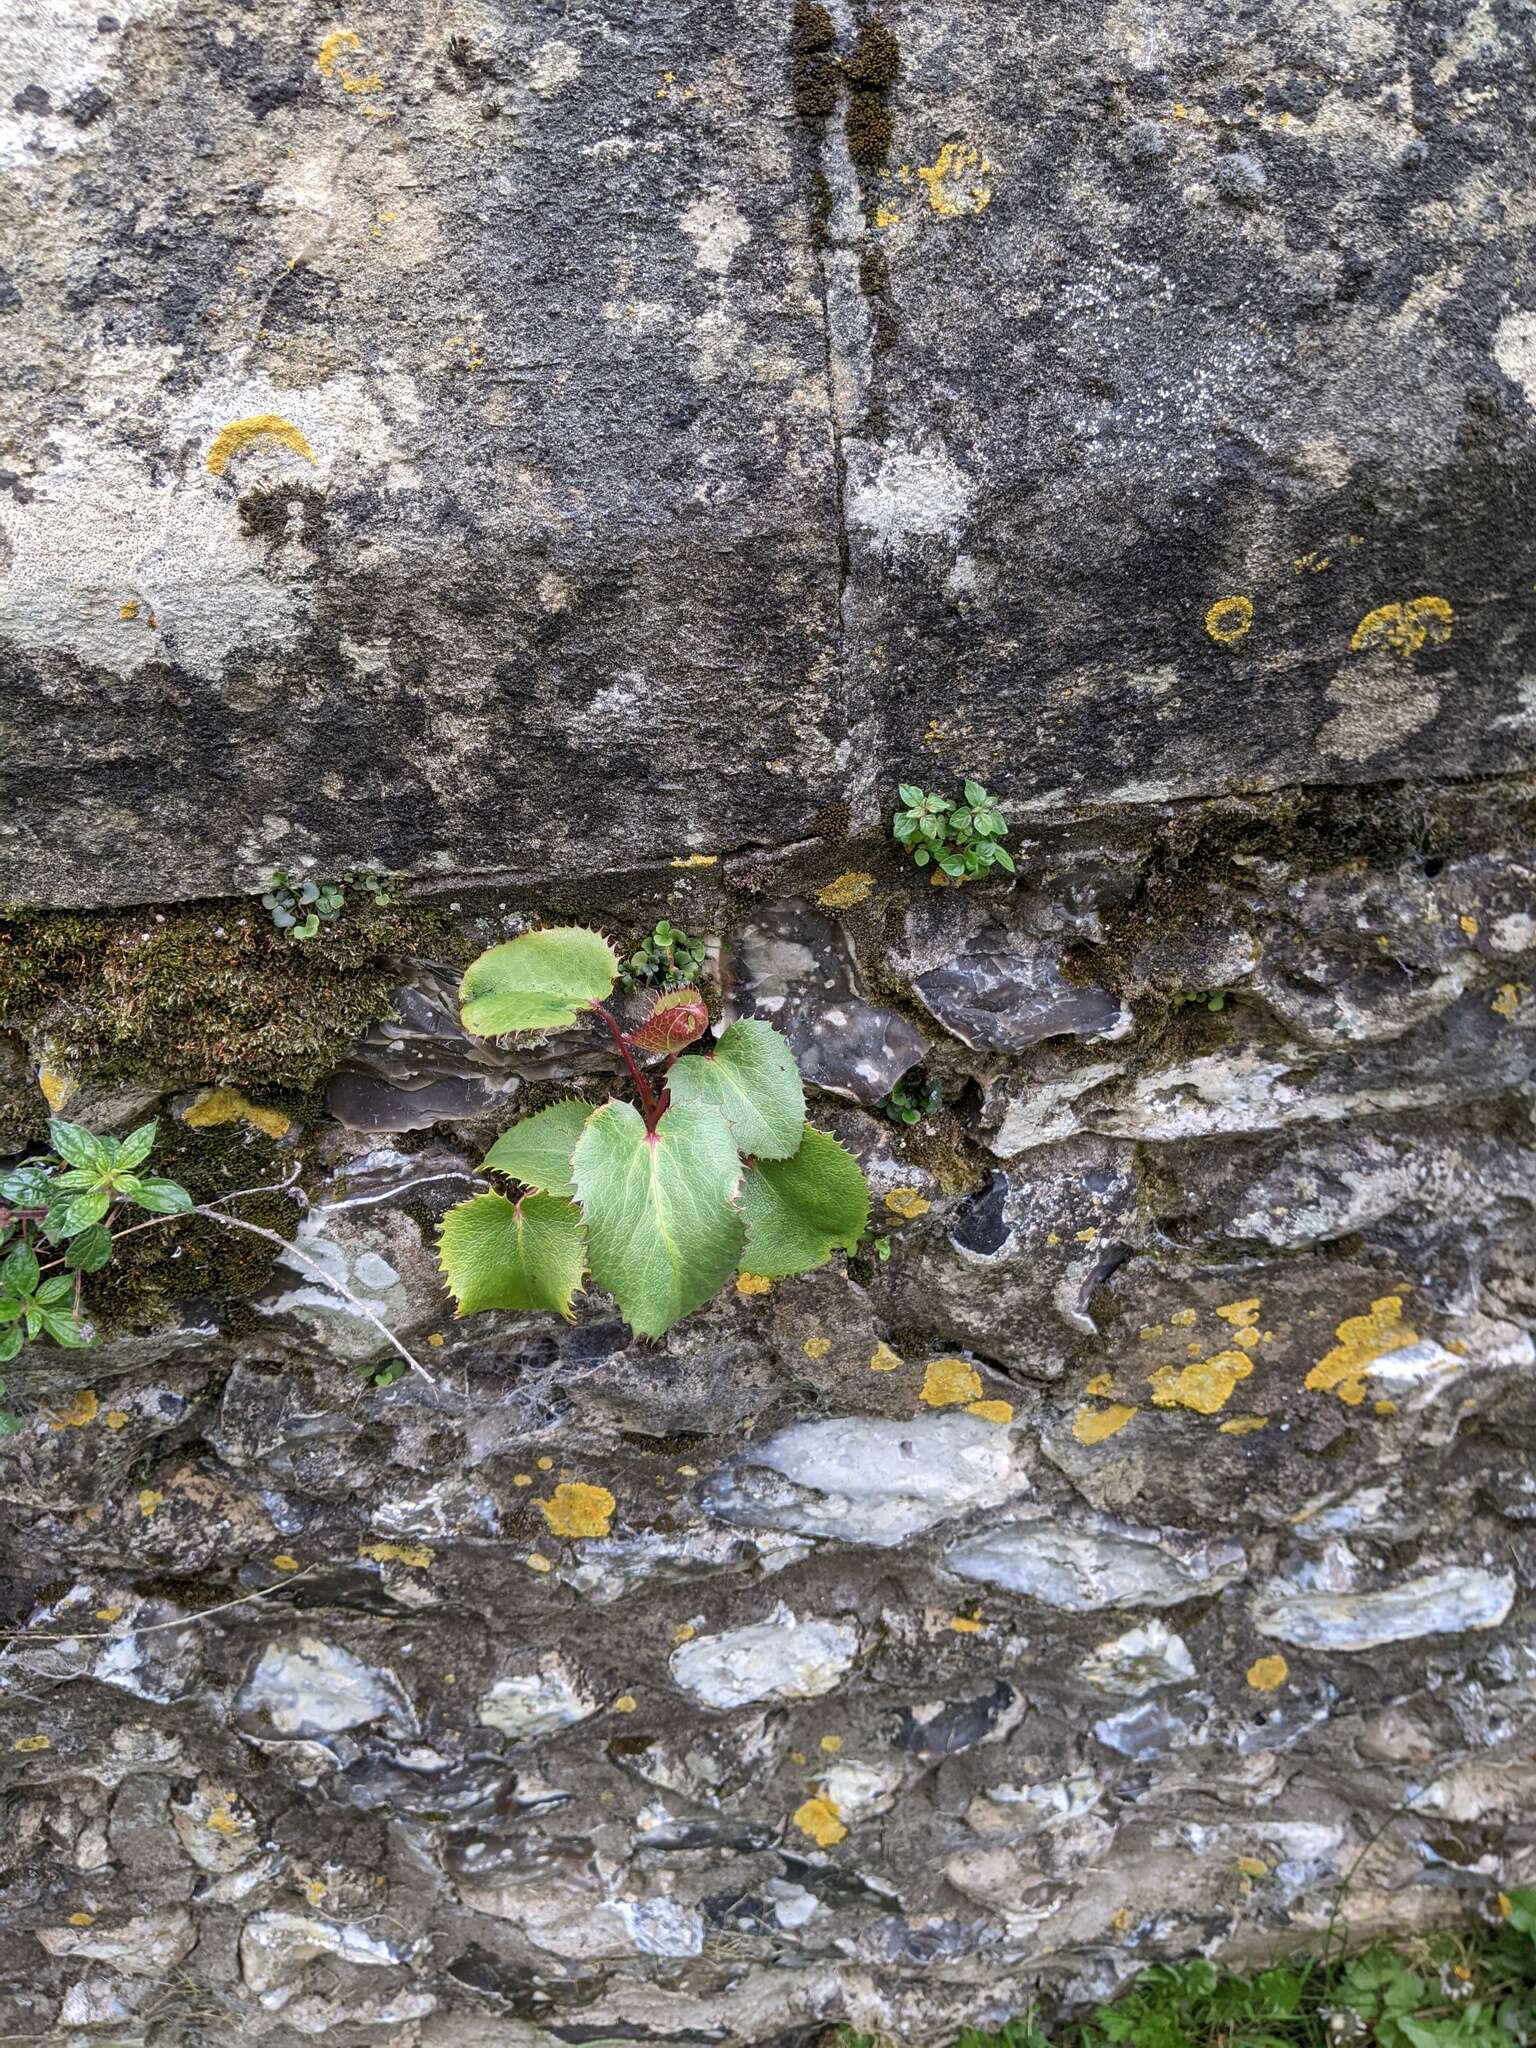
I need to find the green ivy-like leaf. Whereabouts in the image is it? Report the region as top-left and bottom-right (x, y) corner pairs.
(666, 1020), (805, 1162)
(572, 1100), (744, 1337)
(439, 1191), (586, 1319)
(460, 927), (618, 1036)
(482, 1100), (592, 1197)
(739, 1126), (870, 1278)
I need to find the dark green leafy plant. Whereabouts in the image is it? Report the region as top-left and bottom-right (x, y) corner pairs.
(438, 927), (870, 1338)
(893, 780), (1015, 881)
(261, 868), (394, 939)
(1171, 989), (1233, 1014)
(883, 1070), (943, 1125)
(0, 1120), (193, 1390)
(620, 918), (707, 991)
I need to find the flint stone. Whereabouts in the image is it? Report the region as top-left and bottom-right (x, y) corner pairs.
(1254, 1567), (1516, 1650)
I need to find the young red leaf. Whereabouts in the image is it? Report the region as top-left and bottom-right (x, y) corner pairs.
(629, 987), (709, 1055)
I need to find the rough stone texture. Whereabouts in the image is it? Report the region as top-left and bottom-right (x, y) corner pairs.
(3, 0), (1536, 2042)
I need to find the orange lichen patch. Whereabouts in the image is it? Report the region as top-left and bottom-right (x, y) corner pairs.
(524, 1552), (552, 1573)
(12, 1734), (51, 1752)
(1073, 1402), (1137, 1444)
(183, 1087), (292, 1140)
(1204, 595), (1254, 646)
(613, 1695), (637, 1713)
(1149, 1349), (1253, 1414)
(1492, 983), (1524, 1020)
(966, 1399), (1014, 1425)
(137, 1489), (164, 1518)
(1085, 1372), (1115, 1396)
(537, 1482), (616, 1539)
(949, 1616), (983, 1634)
(820, 1733), (844, 1752)
(921, 1357), (983, 1407)
(359, 1540), (432, 1569)
(1306, 1294), (1418, 1406)
(205, 415), (316, 478)
(103, 1410), (129, 1431)
(802, 1336), (832, 1360)
(317, 27), (361, 73)
(1237, 1856), (1270, 1879)
(427, 1332), (446, 1348)
(736, 1273), (773, 1296)
(118, 601), (140, 621)
(49, 1390), (98, 1431)
(1218, 1415), (1268, 1435)
(1246, 1655), (1289, 1692)
(1350, 595), (1453, 657)
(918, 140), (995, 216)
(671, 1622), (696, 1644)
(868, 1340), (903, 1373)
(670, 852), (718, 868)
(39, 1068), (74, 1111)
(1459, 915), (1480, 937)
(1216, 1298), (1261, 1328)
(883, 1187), (931, 1221)
(816, 871), (876, 909)
(793, 1795), (847, 1846)
(272, 1555), (299, 1572)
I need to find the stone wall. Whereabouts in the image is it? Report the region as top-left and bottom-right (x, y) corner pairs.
(2, 0), (1535, 2043)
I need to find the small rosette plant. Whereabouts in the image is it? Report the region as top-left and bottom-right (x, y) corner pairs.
(437, 928), (870, 1338)
(892, 779), (1015, 881)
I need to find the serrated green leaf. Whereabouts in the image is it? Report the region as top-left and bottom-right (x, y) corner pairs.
(964, 778), (987, 805)
(572, 1100), (743, 1338)
(739, 1125), (870, 1278)
(59, 1189), (112, 1233)
(439, 1190), (586, 1319)
(64, 1224), (113, 1274)
(460, 926), (619, 1036)
(40, 1310), (95, 1348)
(2, 1244), (40, 1296)
(0, 1328), (19, 1364)
(35, 1275), (74, 1306)
(48, 1118), (110, 1174)
(115, 1122), (157, 1171)
(127, 1178), (193, 1216)
(666, 1020), (804, 1162)
(482, 1100), (592, 1197)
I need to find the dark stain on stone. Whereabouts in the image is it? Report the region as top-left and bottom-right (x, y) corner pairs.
(237, 483), (327, 549)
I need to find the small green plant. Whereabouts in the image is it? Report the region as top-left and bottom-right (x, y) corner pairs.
(883, 1070), (943, 1126)
(0, 1120), (193, 1417)
(261, 868), (395, 939)
(1171, 989), (1234, 1014)
(437, 927), (870, 1338)
(620, 918), (707, 991)
(893, 780), (1015, 882)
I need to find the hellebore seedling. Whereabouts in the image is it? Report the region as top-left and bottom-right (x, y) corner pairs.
(892, 780), (1015, 882)
(620, 918), (707, 992)
(261, 868), (394, 939)
(883, 1070), (943, 1127)
(437, 927), (871, 1338)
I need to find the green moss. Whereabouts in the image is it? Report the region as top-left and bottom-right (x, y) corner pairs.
(0, 897), (447, 1099)
(845, 94), (893, 164)
(792, 0), (835, 51)
(845, 19), (900, 88)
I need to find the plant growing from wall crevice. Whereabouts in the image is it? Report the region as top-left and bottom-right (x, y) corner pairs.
(438, 927), (870, 1338)
(893, 780), (1015, 882)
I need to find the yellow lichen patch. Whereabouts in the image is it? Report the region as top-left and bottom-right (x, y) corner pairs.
(884, 1187), (931, 1221)
(1374, 1398), (1398, 1417)
(1073, 1402), (1137, 1445)
(537, 1482), (616, 1539)
(868, 1340), (903, 1373)
(118, 601), (140, 621)
(949, 1616), (983, 1634)
(1237, 1856), (1270, 1879)
(736, 1273), (773, 1296)
(1492, 983), (1524, 1020)
(205, 415), (316, 479)
(1148, 1349), (1253, 1415)
(536, 1456), (554, 1471)
(1085, 1372), (1115, 1395)
(1292, 552), (1330, 574)
(672, 1622), (696, 1643)
(49, 1390), (99, 1431)
(1459, 915), (1479, 937)
(1217, 1415), (1268, 1435)
(359, 1540), (432, 1570)
(13, 1734), (51, 1752)
(183, 1086), (293, 1140)
(39, 1067), (74, 1112)
(316, 27), (360, 74)
(874, 206), (901, 228)
(1306, 1294), (1419, 1406)
(613, 1695), (637, 1713)
(817, 871), (876, 909)
(95, 1606), (123, 1623)
(524, 1552), (552, 1573)
(670, 852), (717, 868)
(1170, 1307), (1197, 1329)
(427, 1332), (445, 1348)
(802, 1336), (832, 1360)
(137, 1489), (164, 1519)
(1137, 1324), (1164, 1341)
(205, 1799), (246, 1837)
(920, 1357), (983, 1407)
(1204, 595), (1254, 646)
(1246, 1654), (1289, 1692)
(793, 1795), (847, 1846)
(1350, 595), (1453, 657)
(68, 1911), (95, 1926)
(966, 1399), (1014, 1425)
(918, 140), (995, 216)
(1216, 1298), (1261, 1329)
(820, 1733), (844, 1751)
(103, 1410), (129, 1431)
(272, 1554), (299, 1572)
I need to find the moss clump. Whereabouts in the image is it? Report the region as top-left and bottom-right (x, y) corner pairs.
(845, 94), (894, 165)
(0, 898), (446, 1098)
(845, 19), (899, 88)
(792, 1), (835, 52)
(792, 0), (839, 117)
